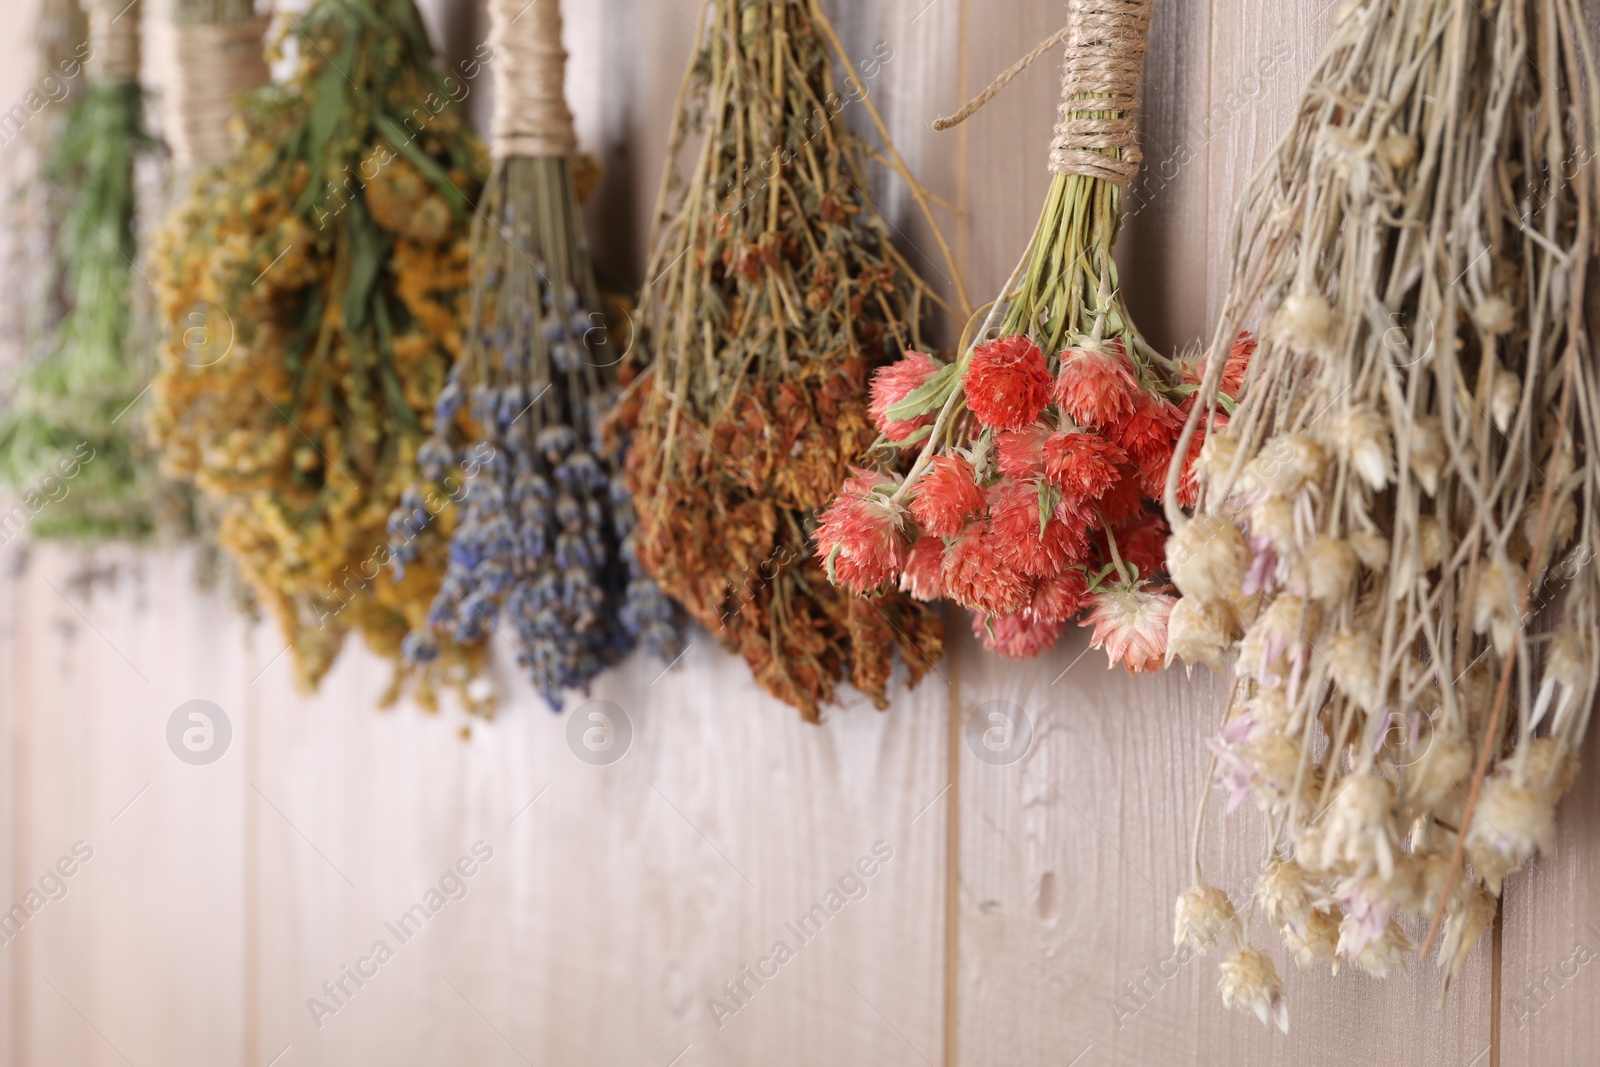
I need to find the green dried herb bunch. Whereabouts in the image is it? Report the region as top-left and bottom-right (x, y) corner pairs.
(150, 0), (491, 709)
(622, 0), (951, 720)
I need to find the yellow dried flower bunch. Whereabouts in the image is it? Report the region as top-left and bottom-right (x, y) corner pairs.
(1167, 0), (1600, 1027)
(149, 0), (490, 710)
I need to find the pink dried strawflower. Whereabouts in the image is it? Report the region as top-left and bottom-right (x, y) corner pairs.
(898, 535), (946, 601)
(941, 521), (1032, 615)
(963, 335), (1053, 431)
(990, 480), (1091, 578)
(1029, 569), (1089, 622)
(869, 351), (941, 441)
(909, 454), (984, 537)
(1043, 432), (1126, 502)
(973, 610), (1065, 659)
(1083, 586), (1175, 673)
(1056, 341), (1140, 428)
(996, 425), (1050, 481)
(813, 469), (908, 594)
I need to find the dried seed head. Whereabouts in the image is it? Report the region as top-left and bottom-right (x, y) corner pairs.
(1349, 530), (1389, 571)
(1282, 908), (1340, 973)
(1245, 432), (1325, 498)
(1300, 537), (1357, 603)
(1437, 886), (1496, 982)
(1406, 733), (1473, 818)
(1256, 858), (1319, 935)
(1490, 365), (1521, 433)
(1167, 596), (1233, 673)
(1418, 515), (1445, 570)
(1336, 407), (1393, 490)
(1248, 687), (1295, 733)
(1319, 771), (1397, 880)
(1274, 289), (1333, 355)
(1239, 595), (1313, 685)
(1340, 917), (1412, 978)
(1466, 777), (1556, 894)
(1473, 294), (1515, 335)
(1218, 948), (1289, 1033)
(1409, 415), (1446, 496)
(1324, 630), (1383, 712)
(1471, 559), (1520, 656)
(1518, 736), (1579, 807)
(1175, 884), (1240, 955)
(1381, 132), (1417, 170)
(1248, 495), (1299, 558)
(1243, 727), (1306, 812)
(1197, 433), (1242, 498)
(1167, 515), (1251, 603)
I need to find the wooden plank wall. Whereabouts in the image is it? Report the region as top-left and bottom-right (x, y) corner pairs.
(2, 0), (1597, 1065)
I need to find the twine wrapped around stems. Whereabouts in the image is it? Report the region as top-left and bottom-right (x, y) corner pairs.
(167, 19), (269, 169)
(87, 0), (140, 85)
(488, 0), (577, 159)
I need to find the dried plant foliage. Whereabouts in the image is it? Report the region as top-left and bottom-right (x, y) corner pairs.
(621, 0), (945, 720)
(1169, 0), (1600, 1025)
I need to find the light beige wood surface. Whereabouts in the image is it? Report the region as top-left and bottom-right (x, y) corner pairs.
(2, 1), (1597, 1065)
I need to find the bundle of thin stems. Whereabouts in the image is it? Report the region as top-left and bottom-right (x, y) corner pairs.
(149, 0), (490, 710)
(165, 0), (268, 172)
(0, 0), (157, 541)
(391, 0), (681, 711)
(815, 0), (1211, 670)
(1166, 0), (1600, 1029)
(621, 0), (948, 720)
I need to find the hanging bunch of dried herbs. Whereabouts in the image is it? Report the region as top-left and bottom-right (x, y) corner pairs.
(149, 0), (490, 710)
(816, 0), (1219, 670)
(0, 0), (157, 541)
(389, 0), (681, 710)
(163, 0), (269, 172)
(1166, 0), (1600, 1029)
(621, 0), (949, 720)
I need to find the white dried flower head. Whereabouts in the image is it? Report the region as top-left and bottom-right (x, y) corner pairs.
(1518, 736), (1578, 805)
(1437, 885), (1496, 982)
(1243, 728), (1306, 813)
(1418, 515), (1445, 570)
(1175, 884), (1241, 955)
(1256, 859), (1319, 935)
(1466, 777), (1556, 894)
(1198, 433), (1243, 498)
(1471, 559), (1520, 656)
(1393, 515), (1445, 599)
(1320, 772), (1398, 881)
(1336, 407), (1393, 490)
(1248, 495), (1299, 557)
(1167, 516), (1250, 603)
(1341, 918), (1412, 978)
(1522, 496), (1577, 562)
(1299, 537), (1357, 603)
(1490, 364), (1522, 433)
(1324, 630), (1383, 712)
(1167, 597), (1233, 673)
(1239, 595), (1313, 686)
(1474, 294), (1516, 335)
(1246, 432), (1325, 498)
(1406, 733), (1473, 818)
(1349, 530), (1389, 572)
(1282, 908), (1340, 973)
(1248, 687), (1295, 734)
(1218, 948), (1290, 1033)
(1381, 131), (1417, 170)
(1409, 415), (1447, 497)
(1274, 289), (1333, 355)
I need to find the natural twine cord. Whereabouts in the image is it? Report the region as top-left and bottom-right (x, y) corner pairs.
(933, 0), (1151, 187)
(87, 0), (140, 85)
(489, 0), (577, 159)
(167, 20), (269, 169)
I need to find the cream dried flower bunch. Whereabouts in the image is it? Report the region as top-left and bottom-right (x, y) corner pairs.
(1165, 0), (1600, 1029)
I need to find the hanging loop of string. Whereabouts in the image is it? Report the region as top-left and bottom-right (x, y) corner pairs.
(88, 0), (140, 85)
(168, 19), (269, 169)
(489, 0), (577, 159)
(933, 0), (1151, 187)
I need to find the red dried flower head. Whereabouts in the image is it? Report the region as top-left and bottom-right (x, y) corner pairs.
(1029, 569), (1089, 622)
(963, 335), (1053, 431)
(1111, 513), (1170, 582)
(899, 535), (946, 601)
(941, 520), (1032, 615)
(996, 425), (1050, 482)
(1055, 341), (1139, 428)
(990, 480), (1091, 578)
(1182, 331), (1256, 398)
(870, 351), (941, 441)
(973, 610), (1065, 659)
(1112, 389), (1183, 467)
(814, 468), (908, 593)
(1043, 432), (1127, 503)
(1091, 467), (1145, 529)
(1083, 587), (1175, 673)
(909, 454), (984, 537)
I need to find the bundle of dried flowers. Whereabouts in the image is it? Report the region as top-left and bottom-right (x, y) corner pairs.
(0, 0), (158, 541)
(1167, 0), (1600, 1028)
(389, 0), (681, 710)
(149, 0), (490, 711)
(621, 0), (949, 719)
(816, 0), (1226, 671)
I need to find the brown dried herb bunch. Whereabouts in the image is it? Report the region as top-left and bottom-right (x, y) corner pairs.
(1167, 0), (1600, 1029)
(622, 0), (948, 719)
